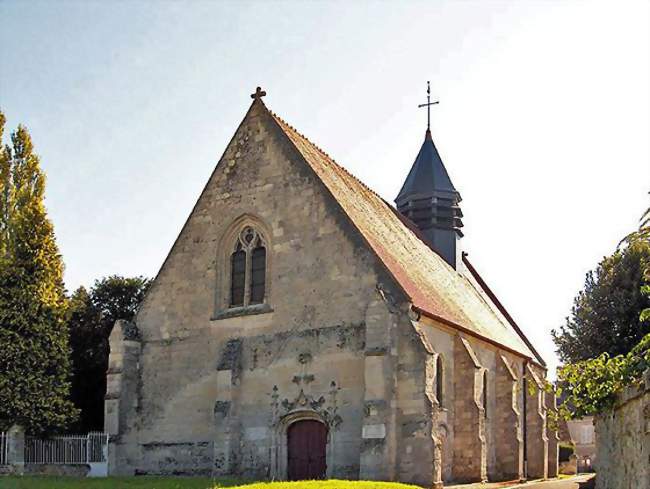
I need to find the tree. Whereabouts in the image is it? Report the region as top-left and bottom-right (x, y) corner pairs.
(553, 200), (650, 420)
(623, 198), (650, 323)
(68, 275), (151, 432)
(552, 240), (650, 364)
(0, 112), (78, 434)
(67, 286), (102, 433)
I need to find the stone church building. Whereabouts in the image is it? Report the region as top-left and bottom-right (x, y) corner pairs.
(105, 88), (558, 486)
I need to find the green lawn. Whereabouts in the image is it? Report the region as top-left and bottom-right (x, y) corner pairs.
(0, 477), (422, 489)
(230, 482), (421, 489)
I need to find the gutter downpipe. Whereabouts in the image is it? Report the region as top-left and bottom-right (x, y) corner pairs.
(523, 360), (528, 481)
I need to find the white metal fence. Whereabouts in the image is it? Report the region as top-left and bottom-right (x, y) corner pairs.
(0, 432), (8, 465)
(24, 432), (108, 465)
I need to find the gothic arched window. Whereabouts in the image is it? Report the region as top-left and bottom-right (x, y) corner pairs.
(436, 355), (444, 407)
(229, 226), (267, 307)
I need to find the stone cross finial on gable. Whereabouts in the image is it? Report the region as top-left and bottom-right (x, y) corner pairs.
(251, 86), (267, 100)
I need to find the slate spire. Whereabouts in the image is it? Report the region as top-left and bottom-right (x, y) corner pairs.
(396, 129), (458, 200)
(395, 113), (463, 269)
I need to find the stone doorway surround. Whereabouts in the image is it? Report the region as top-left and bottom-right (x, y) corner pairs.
(271, 410), (333, 480)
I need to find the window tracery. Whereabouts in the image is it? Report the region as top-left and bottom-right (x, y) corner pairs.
(229, 226), (267, 307)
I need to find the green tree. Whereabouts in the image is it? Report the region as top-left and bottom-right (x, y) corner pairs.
(552, 240), (650, 364)
(0, 112), (78, 434)
(623, 199), (650, 323)
(553, 201), (650, 420)
(68, 275), (150, 432)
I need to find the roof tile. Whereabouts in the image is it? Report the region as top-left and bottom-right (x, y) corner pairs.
(268, 105), (538, 361)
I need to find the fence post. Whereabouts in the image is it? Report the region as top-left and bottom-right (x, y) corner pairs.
(7, 424), (25, 475)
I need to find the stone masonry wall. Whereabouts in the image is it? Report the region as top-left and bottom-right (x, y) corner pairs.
(418, 320), (455, 484)
(595, 369), (650, 489)
(105, 320), (142, 475)
(417, 316), (534, 485)
(452, 336), (486, 483)
(393, 316), (442, 488)
(494, 354), (524, 481)
(359, 288), (400, 483)
(525, 364), (548, 480)
(545, 393), (559, 478)
(107, 101), (412, 478)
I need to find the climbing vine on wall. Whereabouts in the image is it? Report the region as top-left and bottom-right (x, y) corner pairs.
(557, 333), (650, 419)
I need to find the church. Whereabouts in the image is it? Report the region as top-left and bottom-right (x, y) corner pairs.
(105, 87), (558, 487)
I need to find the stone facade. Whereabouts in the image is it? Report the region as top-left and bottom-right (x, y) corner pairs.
(525, 365), (548, 480)
(545, 393), (559, 478)
(105, 98), (555, 485)
(594, 368), (650, 489)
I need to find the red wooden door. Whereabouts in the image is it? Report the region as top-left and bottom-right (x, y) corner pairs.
(287, 420), (327, 480)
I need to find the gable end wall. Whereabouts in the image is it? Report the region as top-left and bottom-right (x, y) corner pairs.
(108, 101), (426, 478)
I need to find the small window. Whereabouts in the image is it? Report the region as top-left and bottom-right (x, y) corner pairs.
(228, 226), (267, 308)
(436, 355), (444, 407)
(483, 370), (488, 418)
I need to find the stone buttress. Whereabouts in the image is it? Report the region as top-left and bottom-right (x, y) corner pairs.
(494, 354), (524, 481)
(105, 320), (142, 475)
(545, 392), (560, 478)
(452, 336), (487, 483)
(525, 364), (548, 479)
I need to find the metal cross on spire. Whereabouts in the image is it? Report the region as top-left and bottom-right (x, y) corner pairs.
(417, 81), (439, 131)
(251, 86), (267, 100)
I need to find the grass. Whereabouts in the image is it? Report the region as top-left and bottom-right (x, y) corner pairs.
(0, 477), (423, 489)
(230, 482), (422, 489)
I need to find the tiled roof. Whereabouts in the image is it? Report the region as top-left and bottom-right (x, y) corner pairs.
(266, 103), (539, 362)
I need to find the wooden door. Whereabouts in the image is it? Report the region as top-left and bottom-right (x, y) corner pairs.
(287, 420), (327, 480)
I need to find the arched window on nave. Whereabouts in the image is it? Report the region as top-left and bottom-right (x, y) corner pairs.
(482, 370), (489, 418)
(229, 226), (266, 307)
(436, 355), (444, 407)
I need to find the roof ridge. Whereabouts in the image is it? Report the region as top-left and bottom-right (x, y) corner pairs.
(262, 103), (537, 363)
(269, 110), (383, 201)
(462, 255), (546, 367)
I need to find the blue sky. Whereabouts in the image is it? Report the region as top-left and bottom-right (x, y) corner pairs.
(1, 0), (648, 376)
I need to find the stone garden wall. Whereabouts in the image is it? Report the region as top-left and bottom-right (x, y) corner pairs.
(594, 368), (650, 489)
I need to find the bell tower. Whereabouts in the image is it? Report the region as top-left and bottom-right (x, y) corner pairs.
(395, 83), (463, 269)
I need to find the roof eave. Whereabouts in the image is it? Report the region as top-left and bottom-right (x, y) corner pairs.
(411, 305), (543, 367)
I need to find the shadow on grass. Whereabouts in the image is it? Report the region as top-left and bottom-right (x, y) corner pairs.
(0, 478), (422, 489)
(0, 475), (244, 489)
